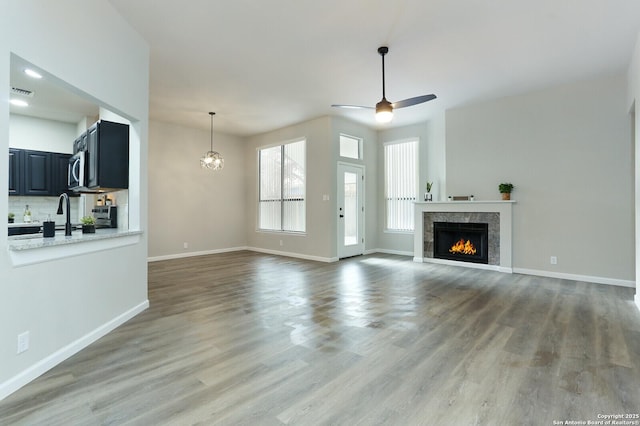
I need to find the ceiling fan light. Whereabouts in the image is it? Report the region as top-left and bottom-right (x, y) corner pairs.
(375, 99), (393, 123)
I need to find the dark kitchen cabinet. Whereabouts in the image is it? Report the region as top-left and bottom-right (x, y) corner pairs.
(24, 150), (52, 196)
(8, 148), (23, 195)
(86, 120), (129, 191)
(8, 149), (74, 196)
(51, 153), (72, 196)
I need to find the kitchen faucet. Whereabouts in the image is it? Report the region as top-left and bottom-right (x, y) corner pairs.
(57, 193), (72, 236)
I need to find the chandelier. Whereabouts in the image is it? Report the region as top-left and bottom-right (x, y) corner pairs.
(200, 112), (224, 170)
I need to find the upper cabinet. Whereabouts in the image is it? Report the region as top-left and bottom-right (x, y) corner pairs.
(85, 120), (129, 191)
(8, 148), (22, 195)
(23, 150), (52, 196)
(8, 148), (73, 197)
(7, 120), (129, 196)
(51, 152), (73, 196)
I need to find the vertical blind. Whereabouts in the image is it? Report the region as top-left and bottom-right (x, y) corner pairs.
(384, 139), (417, 231)
(259, 139), (306, 232)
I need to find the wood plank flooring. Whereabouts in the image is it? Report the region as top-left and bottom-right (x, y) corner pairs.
(1, 251), (639, 425)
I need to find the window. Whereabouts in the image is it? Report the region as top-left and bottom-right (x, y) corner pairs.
(384, 139), (418, 231)
(259, 139), (306, 232)
(339, 134), (362, 159)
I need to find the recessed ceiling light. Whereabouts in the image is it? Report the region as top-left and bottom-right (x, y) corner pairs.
(24, 68), (43, 79)
(10, 99), (29, 107)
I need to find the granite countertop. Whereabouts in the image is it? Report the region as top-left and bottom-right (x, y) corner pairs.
(8, 228), (142, 251)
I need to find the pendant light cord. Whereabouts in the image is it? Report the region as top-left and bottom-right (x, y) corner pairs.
(381, 53), (386, 100)
(209, 112), (215, 151)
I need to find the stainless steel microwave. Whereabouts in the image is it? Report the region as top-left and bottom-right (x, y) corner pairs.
(67, 151), (86, 190)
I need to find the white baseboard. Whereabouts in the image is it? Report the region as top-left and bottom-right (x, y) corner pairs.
(149, 246), (337, 264)
(148, 248), (636, 290)
(247, 247), (338, 263)
(374, 248), (413, 257)
(635, 293), (640, 312)
(150, 247), (409, 264)
(513, 268), (635, 288)
(0, 300), (149, 401)
(148, 246), (247, 262)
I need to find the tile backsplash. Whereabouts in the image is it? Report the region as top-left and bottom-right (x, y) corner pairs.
(9, 196), (81, 225)
(9, 190), (128, 228)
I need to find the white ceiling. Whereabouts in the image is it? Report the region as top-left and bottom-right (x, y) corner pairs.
(23, 1), (640, 137)
(9, 54), (99, 124)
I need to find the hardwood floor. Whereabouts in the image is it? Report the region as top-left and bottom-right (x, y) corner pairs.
(1, 251), (639, 425)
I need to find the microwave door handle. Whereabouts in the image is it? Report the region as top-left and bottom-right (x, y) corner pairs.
(78, 153), (85, 185)
(72, 159), (79, 181)
(72, 158), (81, 182)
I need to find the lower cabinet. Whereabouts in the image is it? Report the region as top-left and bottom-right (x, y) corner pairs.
(8, 149), (73, 197)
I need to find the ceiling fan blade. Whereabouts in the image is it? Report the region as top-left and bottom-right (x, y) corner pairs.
(392, 94), (437, 109)
(331, 104), (374, 110)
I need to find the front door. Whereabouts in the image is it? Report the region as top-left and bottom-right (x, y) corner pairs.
(337, 163), (364, 258)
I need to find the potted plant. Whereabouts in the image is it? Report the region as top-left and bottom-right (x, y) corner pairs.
(425, 181), (433, 201)
(498, 183), (514, 200)
(81, 216), (96, 234)
(8, 212), (15, 223)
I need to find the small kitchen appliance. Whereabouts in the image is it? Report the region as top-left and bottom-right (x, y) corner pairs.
(91, 205), (117, 228)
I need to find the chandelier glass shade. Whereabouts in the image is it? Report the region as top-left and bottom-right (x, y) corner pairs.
(201, 112), (224, 170)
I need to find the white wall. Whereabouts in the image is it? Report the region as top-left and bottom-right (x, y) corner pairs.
(377, 120), (446, 255)
(629, 30), (640, 309)
(446, 73), (633, 284)
(330, 117), (379, 255)
(1, 0), (149, 400)
(147, 120), (246, 259)
(147, 115), (377, 262)
(426, 110), (447, 200)
(244, 116), (334, 261)
(9, 114), (76, 153)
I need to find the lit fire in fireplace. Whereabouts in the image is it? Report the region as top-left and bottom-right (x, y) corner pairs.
(449, 239), (477, 255)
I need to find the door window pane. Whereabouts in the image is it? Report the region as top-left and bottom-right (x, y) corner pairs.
(344, 171), (358, 246)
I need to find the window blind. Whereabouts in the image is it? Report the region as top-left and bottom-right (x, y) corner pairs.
(259, 139), (306, 232)
(384, 139), (417, 231)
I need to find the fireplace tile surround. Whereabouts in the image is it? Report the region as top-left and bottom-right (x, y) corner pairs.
(414, 201), (515, 272)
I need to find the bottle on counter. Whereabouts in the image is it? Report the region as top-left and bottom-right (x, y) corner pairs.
(23, 205), (31, 223)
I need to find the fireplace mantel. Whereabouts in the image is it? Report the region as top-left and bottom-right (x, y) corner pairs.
(414, 201), (515, 272)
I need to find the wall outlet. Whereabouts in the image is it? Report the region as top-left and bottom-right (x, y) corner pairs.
(279, 240), (283, 246)
(17, 331), (29, 354)
(550, 256), (557, 265)
(183, 242), (188, 249)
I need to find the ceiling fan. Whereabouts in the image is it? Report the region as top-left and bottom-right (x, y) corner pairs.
(332, 46), (436, 123)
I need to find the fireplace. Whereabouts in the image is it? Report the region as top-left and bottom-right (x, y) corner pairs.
(433, 222), (489, 264)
